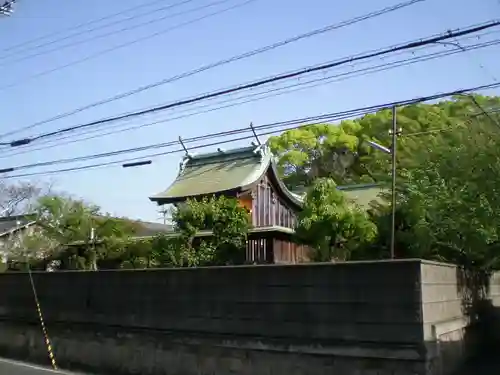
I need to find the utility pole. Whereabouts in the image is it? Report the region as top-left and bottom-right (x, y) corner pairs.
(390, 107), (397, 259)
(158, 206), (169, 225)
(90, 226), (97, 271)
(0, 0), (16, 16)
(389, 106), (401, 259)
(365, 106), (401, 260)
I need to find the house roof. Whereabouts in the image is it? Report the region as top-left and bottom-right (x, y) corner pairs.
(0, 214), (36, 237)
(337, 183), (387, 209)
(149, 144), (303, 208)
(65, 219), (175, 247)
(91, 215), (174, 237)
(289, 183), (387, 209)
(0, 213), (174, 241)
(131, 220), (174, 236)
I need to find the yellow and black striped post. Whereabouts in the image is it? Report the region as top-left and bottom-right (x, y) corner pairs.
(27, 266), (58, 370)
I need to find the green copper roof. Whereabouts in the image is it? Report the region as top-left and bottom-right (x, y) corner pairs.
(337, 183), (387, 209)
(150, 143), (386, 210)
(291, 183), (387, 209)
(150, 145), (301, 207)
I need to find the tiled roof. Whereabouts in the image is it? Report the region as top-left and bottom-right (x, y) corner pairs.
(290, 183), (387, 210)
(92, 215), (174, 237)
(132, 220), (174, 237)
(150, 144), (302, 207)
(0, 213), (173, 240)
(0, 214), (36, 237)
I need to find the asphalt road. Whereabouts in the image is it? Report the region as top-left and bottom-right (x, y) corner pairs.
(2, 354), (498, 375)
(0, 358), (87, 375)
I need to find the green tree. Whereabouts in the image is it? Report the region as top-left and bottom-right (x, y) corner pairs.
(115, 239), (155, 269)
(34, 195), (138, 270)
(388, 114), (500, 272)
(268, 95), (500, 190)
(172, 195), (251, 266)
(295, 178), (377, 262)
(149, 234), (193, 268)
(1, 228), (60, 271)
(268, 124), (361, 187)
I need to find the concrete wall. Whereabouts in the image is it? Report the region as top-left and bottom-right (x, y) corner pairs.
(0, 261), (426, 343)
(0, 260), (427, 375)
(420, 261), (500, 375)
(0, 259), (497, 375)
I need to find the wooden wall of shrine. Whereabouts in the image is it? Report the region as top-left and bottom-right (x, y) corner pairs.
(248, 174), (298, 229)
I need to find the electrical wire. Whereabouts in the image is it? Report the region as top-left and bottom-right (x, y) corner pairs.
(3, 35), (499, 159)
(7, 19), (498, 145)
(2, 33), (498, 160)
(0, 0), (198, 61)
(0, 0), (258, 93)
(0, 0), (236, 66)
(1, 0), (422, 64)
(9, 27), (497, 152)
(0, 110), (381, 173)
(461, 91), (500, 129)
(2, 81), (500, 178)
(0, 0), (171, 54)
(0, 0), (426, 138)
(451, 38), (500, 83)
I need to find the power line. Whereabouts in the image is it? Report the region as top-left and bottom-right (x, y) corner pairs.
(449, 37), (499, 83)
(0, 0), (426, 139)
(0, 0), (258, 93)
(3, 30), (499, 160)
(3, 19), (498, 146)
(31, 21), (500, 138)
(0, 0), (229, 66)
(2, 81), (500, 177)
(467, 95), (500, 129)
(0, 0), (171, 53)
(2, 31), (497, 156)
(0, 0), (197, 60)
(3, 34), (499, 159)
(0, 110), (373, 173)
(3, 106), (499, 179)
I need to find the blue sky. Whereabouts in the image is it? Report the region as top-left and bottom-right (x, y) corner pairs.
(0, 0), (498, 222)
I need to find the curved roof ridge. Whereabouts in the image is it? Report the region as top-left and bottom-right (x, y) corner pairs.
(150, 144), (270, 204)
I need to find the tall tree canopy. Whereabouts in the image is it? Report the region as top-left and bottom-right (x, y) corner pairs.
(271, 94), (500, 271)
(394, 116), (500, 272)
(268, 95), (500, 190)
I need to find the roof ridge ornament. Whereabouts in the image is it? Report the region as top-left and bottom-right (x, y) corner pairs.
(179, 158), (189, 173)
(249, 122), (261, 146)
(178, 136), (193, 159)
(252, 143), (270, 164)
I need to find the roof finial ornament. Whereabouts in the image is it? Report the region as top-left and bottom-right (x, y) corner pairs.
(178, 136), (192, 159)
(249, 122), (261, 146)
